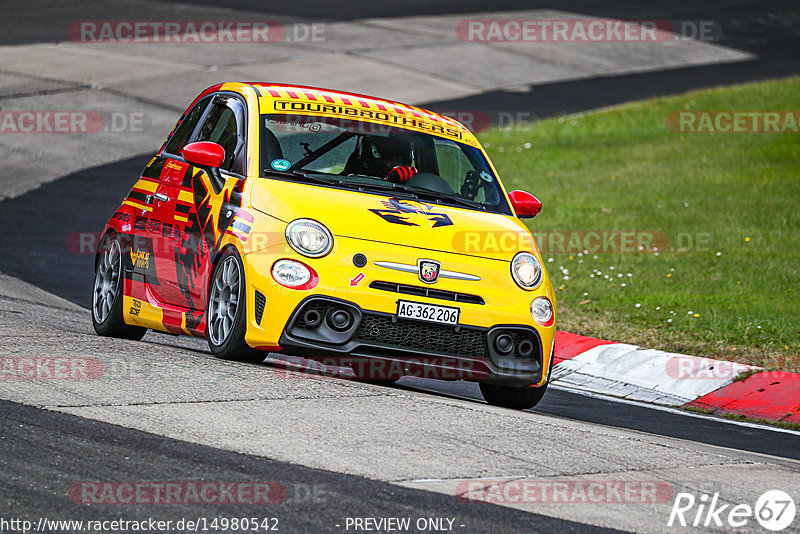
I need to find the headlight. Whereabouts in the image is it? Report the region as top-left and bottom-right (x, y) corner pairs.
(271, 259), (314, 288)
(530, 297), (553, 326)
(511, 252), (542, 289)
(285, 219), (333, 258)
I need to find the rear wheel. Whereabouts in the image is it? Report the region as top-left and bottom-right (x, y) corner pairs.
(207, 248), (263, 363)
(479, 382), (548, 410)
(92, 235), (147, 340)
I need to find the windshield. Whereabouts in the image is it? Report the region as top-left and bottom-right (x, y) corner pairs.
(260, 113), (511, 215)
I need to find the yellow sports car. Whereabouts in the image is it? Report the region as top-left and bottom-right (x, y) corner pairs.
(92, 83), (556, 409)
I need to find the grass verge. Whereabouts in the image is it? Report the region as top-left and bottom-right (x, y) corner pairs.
(480, 76), (800, 371)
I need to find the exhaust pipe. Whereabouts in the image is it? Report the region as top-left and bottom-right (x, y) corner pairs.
(303, 308), (323, 328)
(495, 333), (514, 355)
(517, 339), (535, 358)
(328, 308), (353, 331)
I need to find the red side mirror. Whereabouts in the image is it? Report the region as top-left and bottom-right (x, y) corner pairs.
(181, 141), (225, 168)
(508, 190), (542, 219)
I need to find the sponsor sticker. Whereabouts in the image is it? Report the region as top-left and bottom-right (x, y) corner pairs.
(271, 159), (291, 171)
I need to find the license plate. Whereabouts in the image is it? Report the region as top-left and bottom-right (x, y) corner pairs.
(396, 300), (460, 325)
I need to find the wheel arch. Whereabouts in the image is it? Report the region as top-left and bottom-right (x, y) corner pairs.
(94, 228), (118, 271)
(205, 240), (248, 306)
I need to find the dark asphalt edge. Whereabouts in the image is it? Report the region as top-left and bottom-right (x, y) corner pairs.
(421, 59), (800, 122)
(0, 398), (622, 533)
(0, 101), (797, 462)
(389, 379), (800, 461)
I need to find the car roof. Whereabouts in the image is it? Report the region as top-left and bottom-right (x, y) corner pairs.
(217, 82), (480, 147)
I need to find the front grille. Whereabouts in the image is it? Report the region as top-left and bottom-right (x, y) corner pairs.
(354, 312), (488, 358)
(254, 291), (266, 325)
(369, 281), (485, 305)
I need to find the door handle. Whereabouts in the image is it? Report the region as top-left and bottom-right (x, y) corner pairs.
(146, 193), (170, 204)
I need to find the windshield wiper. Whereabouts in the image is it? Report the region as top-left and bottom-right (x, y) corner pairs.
(333, 176), (421, 198)
(265, 170), (418, 198)
(263, 171), (483, 210)
(263, 169), (334, 186)
(405, 188), (487, 211)
(342, 176), (486, 210)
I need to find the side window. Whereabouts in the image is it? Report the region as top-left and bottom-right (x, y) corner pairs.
(195, 96), (246, 174)
(164, 96), (212, 155)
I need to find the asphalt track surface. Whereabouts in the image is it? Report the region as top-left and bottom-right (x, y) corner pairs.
(1, 1), (799, 532)
(0, 155), (798, 462)
(2, 399), (620, 533)
(4, 0), (799, 117)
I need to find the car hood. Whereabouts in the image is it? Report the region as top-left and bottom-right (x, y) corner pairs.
(250, 178), (538, 261)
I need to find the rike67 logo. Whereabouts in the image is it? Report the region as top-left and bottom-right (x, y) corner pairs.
(668, 490), (796, 531)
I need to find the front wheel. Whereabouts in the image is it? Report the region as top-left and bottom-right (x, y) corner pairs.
(92, 235), (147, 340)
(479, 382), (548, 410)
(207, 248), (263, 363)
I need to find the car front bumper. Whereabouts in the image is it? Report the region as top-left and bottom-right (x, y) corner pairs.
(273, 295), (544, 387)
(240, 236), (556, 387)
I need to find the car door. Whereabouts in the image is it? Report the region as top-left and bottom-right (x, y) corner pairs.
(163, 94), (248, 311)
(143, 95), (214, 309)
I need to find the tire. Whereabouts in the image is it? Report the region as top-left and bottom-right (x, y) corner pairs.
(479, 382), (548, 410)
(206, 248), (263, 363)
(92, 234), (147, 340)
(480, 342), (555, 410)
